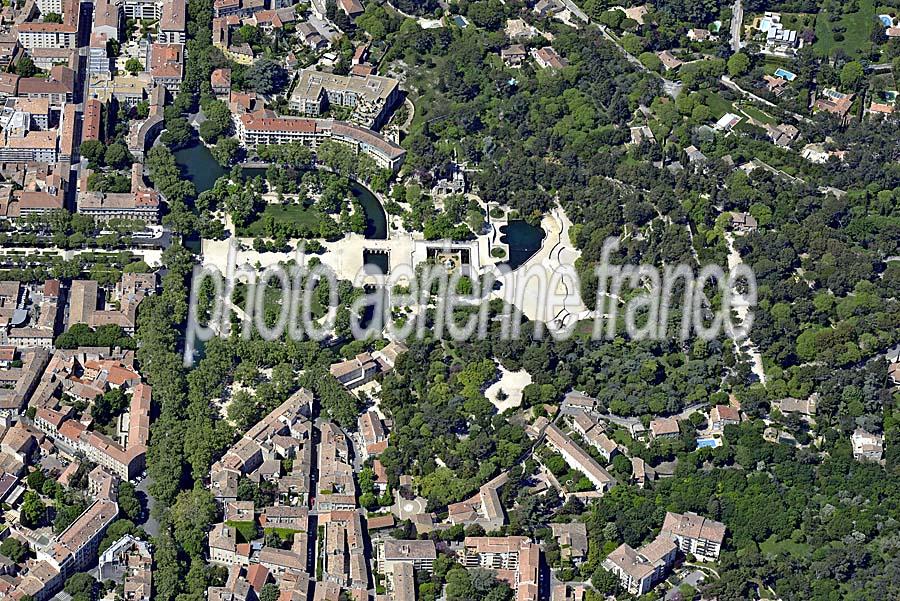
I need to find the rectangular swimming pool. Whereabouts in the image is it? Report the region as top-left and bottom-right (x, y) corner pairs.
(696, 437), (720, 449)
(774, 68), (797, 81)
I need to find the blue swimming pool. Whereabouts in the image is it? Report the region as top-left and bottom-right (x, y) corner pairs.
(774, 68), (797, 81)
(879, 15), (893, 27)
(696, 438), (720, 449)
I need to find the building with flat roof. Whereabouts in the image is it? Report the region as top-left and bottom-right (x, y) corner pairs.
(381, 540), (436, 573)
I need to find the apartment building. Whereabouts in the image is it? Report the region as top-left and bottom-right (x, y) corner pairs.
(54, 414), (144, 480)
(659, 511), (727, 562)
(330, 121), (406, 172)
(58, 103), (79, 162)
(602, 536), (676, 596)
(5, 97), (51, 130)
(543, 423), (616, 493)
(77, 187), (161, 224)
(159, 0), (187, 44)
(460, 537), (540, 601)
(208, 522), (252, 566)
(259, 505), (307, 531)
(149, 43), (184, 92)
(43, 499), (119, 578)
(17, 0), (79, 50)
(16, 23), (77, 50)
(210, 389), (313, 503)
(316, 421), (355, 511)
(40, 380), (151, 480)
(68, 275), (151, 335)
(320, 510), (367, 589)
(82, 98), (102, 141)
(94, 0), (123, 41)
(18, 66), (76, 106)
(37, 0), (64, 13)
(0, 348), (48, 417)
(289, 69), (400, 129)
(386, 560), (415, 601)
(381, 540), (436, 574)
(234, 113), (407, 172)
(121, 0), (162, 20)
(0, 124), (57, 163)
(88, 466), (119, 500)
(258, 547), (305, 577)
(211, 68), (231, 96)
(11, 559), (63, 601)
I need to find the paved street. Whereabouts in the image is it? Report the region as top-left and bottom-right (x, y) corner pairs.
(730, 0), (743, 53)
(135, 476), (160, 537)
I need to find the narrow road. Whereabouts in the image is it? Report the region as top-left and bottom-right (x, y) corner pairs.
(721, 75), (813, 124)
(556, 3), (682, 99)
(724, 232), (767, 385)
(730, 0), (743, 53)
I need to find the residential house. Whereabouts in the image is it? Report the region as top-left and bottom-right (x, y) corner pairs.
(550, 523), (588, 565)
(851, 429), (884, 462)
(709, 405), (740, 431)
(656, 51), (682, 71)
(532, 46), (567, 69)
(729, 211), (758, 232)
(649, 417), (679, 440)
(501, 44), (527, 67)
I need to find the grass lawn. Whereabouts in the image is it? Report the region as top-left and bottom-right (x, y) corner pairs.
(780, 13), (816, 30)
(814, 0), (876, 58)
(240, 203), (321, 237)
(759, 534), (811, 559)
(225, 520), (258, 543)
(264, 526), (304, 538)
(702, 91), (736, 118)
(738, 103), (777, 125)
